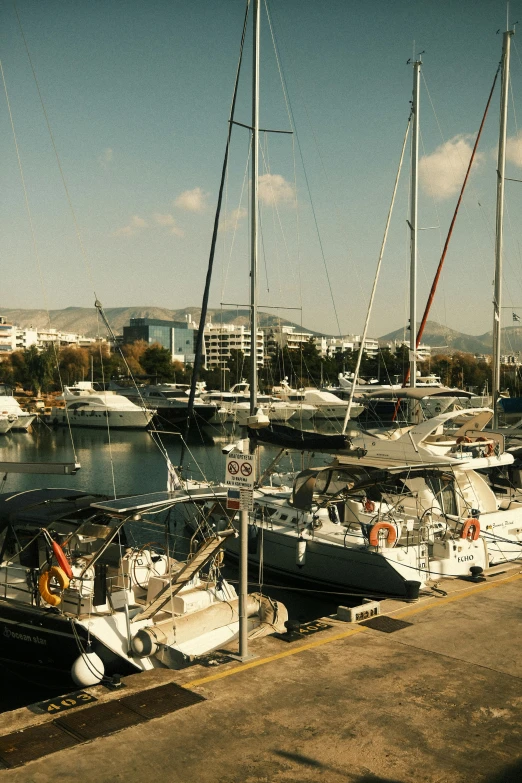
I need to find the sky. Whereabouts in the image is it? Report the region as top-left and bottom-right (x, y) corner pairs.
(1, 0), (522, 340)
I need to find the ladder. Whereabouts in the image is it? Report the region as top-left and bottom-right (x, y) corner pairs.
(139, 529), (235, 620)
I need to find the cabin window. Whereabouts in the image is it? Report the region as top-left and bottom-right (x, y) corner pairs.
(425, 475), (458, 516)
(279, 514), (288, 521)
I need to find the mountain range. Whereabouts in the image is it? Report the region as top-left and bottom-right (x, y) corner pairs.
(1, 306), (520, 354)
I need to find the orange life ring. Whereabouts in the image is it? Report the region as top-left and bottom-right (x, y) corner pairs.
(456, 436), (472, 444)
(364, 499), (375, 513)
(369, 521), (397, 547)
(38, 566), (70, 607)
(460, 518), (480, 541)
(475, 437), (495, 457)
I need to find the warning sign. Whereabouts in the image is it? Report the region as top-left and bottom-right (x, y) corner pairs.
(225, 451), (255, 489)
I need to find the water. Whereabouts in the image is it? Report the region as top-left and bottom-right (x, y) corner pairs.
(0, 421), (344, 712)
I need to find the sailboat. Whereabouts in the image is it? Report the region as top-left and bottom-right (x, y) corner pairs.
(0, 0), (288, 687)
(183, 30), (522, 600)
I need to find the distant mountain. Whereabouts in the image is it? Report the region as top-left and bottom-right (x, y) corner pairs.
(0, 306), (317, 339)
(5, 308), (522, 354)
(379, 320), (522, 355)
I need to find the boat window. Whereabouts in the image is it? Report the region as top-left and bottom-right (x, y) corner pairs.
(279, 513), (288, 521)
(425, 474), (458, 516)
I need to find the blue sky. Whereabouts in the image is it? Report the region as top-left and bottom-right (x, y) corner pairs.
(1, 0), (522, 340)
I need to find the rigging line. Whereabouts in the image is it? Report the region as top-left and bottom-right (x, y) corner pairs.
(220, 140), (252, 304)
(96, 312), (117, 500)
(403, 64), (500, 388)
(265, 0), (341, 337)
(93, 300), (169, 467)
(13, 3), (96, 294)
(258, 137), (301, 295)
(0, 58), (78, 463)
(183, 0), (251, 465)
(421, 68), (497, 321)
(341, 114), (411, 435)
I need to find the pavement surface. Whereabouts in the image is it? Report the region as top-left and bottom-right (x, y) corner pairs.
(1, 568), (521, 783)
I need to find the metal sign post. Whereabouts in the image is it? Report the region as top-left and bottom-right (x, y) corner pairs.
(225, 449), (256, 660)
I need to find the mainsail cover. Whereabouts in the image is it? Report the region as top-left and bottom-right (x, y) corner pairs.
(247, 423), (350, 452)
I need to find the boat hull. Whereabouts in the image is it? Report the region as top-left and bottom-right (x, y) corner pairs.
(223, 525), (418, 598)
(0, 601), (139, 687)
(50, 408), (153, 429)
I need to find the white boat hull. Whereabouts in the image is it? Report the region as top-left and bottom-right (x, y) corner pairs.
(50, 407), (153, 429)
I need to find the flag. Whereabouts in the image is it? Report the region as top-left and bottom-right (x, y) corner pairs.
(166, 457), (182, 491)
(513, 312), (521, 323)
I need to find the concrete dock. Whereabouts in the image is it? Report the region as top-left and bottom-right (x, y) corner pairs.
(1, 566), (521, 782)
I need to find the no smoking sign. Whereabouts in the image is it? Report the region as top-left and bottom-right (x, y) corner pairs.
(225, 451), (255, 489)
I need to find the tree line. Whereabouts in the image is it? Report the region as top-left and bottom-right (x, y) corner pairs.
(0, 337), (517, 396)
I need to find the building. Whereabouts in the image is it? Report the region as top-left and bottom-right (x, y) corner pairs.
(203, 322), (264, 368)
(123, 316), (197, 364)
(263, 325), (315, 354)
(386, 340), (432, 361)
(318, 335), (379, 358)
(0, 318), (16, 355)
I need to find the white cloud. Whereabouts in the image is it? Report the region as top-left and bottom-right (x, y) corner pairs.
(220, 206), (247, 232)
(153, 213), (184, 237)
(258, 173), (295, 206)
(175, 187), (208, 212)
(419, 135), (481, 201)
(153, 213), (176, 227)
(506, 131), (522, 167)
(98, 147), (113, 168)
(113, 215), (148, 237)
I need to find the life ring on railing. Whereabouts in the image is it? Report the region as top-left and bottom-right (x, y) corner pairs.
(364, 499), (375, 513)
(460, 518), (480, 541)
(476, 437), (495, 457)
(456, 436), (472, 444)
(38, 566), (70, 606)
(369, 522), (397, 547)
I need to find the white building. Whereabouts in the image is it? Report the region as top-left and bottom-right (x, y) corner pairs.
(388, 340), (431, 361)
(0, 318), (16, 355)
(203, 323), (264, 368)
(319, 335), (379, 358)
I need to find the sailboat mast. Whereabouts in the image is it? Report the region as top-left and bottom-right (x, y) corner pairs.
(492, 30), (513, 428)
(409, 58), (421, 389)
(250, 0), (260, 414)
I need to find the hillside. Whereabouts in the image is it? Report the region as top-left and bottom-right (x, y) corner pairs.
(4, 307), (522, 354)
(0, 306), (317, 339)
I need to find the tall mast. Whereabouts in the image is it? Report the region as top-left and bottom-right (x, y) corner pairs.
(238, 0), (260, 663)
(409, 57), (421, 388)
(249, 0), (260, 414)
(492, 30), (513, 428)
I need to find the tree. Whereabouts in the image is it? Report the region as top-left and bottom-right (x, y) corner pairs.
(121, 340), (147, 377)
(59, 346), (89, 385)
(141, 343), (175, 382)
(23, 346), (55, 395)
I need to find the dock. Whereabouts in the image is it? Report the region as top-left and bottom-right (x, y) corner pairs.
(0, 565), (521, 782)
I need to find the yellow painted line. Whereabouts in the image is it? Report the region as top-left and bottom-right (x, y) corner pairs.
(184, 570), (522, 690)
(184, 626), (364, 689)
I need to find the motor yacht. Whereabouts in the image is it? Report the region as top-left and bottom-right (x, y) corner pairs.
(117, 383), (216, 427)
(50, 383), (154, 429)
(0, 385), (36, 431)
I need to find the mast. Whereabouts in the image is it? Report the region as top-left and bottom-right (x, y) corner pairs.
(492, 30), (513, 428)
(238, 0), (260, 662)
(409, 57), (421, 388)
(249, 0), (259, 414)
